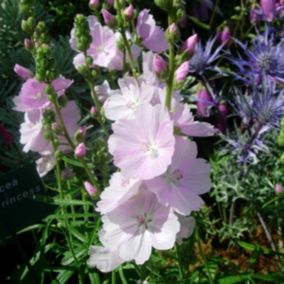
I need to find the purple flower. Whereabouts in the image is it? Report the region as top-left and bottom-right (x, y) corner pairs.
(261, 0), (276, 21)
(188, 37), (223, 75)
(231, 27), (284, 84)
(136, 9), (168, 53)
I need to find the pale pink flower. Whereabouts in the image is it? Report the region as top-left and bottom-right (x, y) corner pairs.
(14, 64), (33, 80)
(100, 188), (180, 264)
(176, 215), (196, 244)
(95, 80), (120, 102)
(13, 77), (73, 112)
(87, 246), (124, 273)
(20, 110), (52, 155)
(136, 9), (168, 53)
(172, 100), (217, 137)
(146, 137), (211, 215)
(96, 172), (141, 214)
(108, 104), (175, 180)
(36, 155), (56, 177)
(103, 77), (154, 121)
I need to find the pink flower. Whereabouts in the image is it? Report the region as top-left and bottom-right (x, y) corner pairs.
(181, 34), (198, 55)
(89, 0), (99, 9)
(108, 104), (175, 180)
(175, 62), (189, 82)
(136, 9), (168, 53)
(70, 16), (123, 70)
(13, 77), (73, 112)
(146, 137), (211, 215)
(100, 187), (180, 264)
(96, 172), (141, 214)
(14, 64), (33, 80)
(87, 246), (124, 273)
(83, 181), (97, 197)
(172, 100), (217, 137)
(153, 54), (168, 74)
(261, 0), (276, 21)
(275, 184), (284, 194)
(95, 80), (120, 102)
(20, 110), (52, 155)
(103, 77), (154, 121)
(74, 142), (87, 158)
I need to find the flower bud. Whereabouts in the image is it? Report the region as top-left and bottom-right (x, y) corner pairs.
(83, 181), (97, 197)
(89, 0), (99, 9)
(106, 0), (114, 6)
(216, 102), (229, 133)
(261, 0), (276, 21)
(217, 26), (231, 45)
(181, 34), (198, 55)
(51, 122), (60, 133)
(90, 106), (97, 118)
(102, 9), (115, 27)
(14, 64), (33, 80)
(166, 23), (180, 42)
(75, 127), (87, 142)
(124, 4), (134, 20)
(275, 184), (284, 195)
(175, 61), (189, 82)
(197, 89), (214, 117)
(153, 54), (168, 74)
(24, 38), (33, 50)
(74, 142), (87, 158)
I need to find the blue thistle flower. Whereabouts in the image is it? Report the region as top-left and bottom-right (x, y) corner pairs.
(188, 37), (223, 75)
(231, 27), (284, 84)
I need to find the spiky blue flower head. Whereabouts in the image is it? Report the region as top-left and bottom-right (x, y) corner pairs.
(233, 80), (284, 134)
(188, 37), (223, 76)
(231, 27), (284, 85)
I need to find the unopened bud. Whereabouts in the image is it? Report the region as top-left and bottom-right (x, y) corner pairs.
(24, 38), (33, 50)
(175, 61), (189, 82)
(89, 0), (99, 9)
(102, 9), (115, 27)
(197, 89), (214, 117)
(275, 184), (284, 195)
(75, 127), (87, 142)
(261, 0), (276, 21)
(181, 34), (198, 55)
(217, 26), (231, 45)
(74, 142), (87, 158)
(124, 4), (134, 20)
(83, 181), (97, 197)
(166, 23), (180, 42)
(90, 106), (97, 118)
(153, 54), (168, 74)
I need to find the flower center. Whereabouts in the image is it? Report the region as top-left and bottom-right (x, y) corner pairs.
(164, 168), (184, 185)
(143, 141), (159, 158)
(136, 213), (152, 230)
(257, 52), (276, 72)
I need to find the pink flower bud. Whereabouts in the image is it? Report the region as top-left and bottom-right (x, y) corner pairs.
(90, 106), (97, 118)
(153, 54), (168, 74)
(83, 181), (97, 197)
(175, 62), (189, 82)
(124, 4), (134, 20)
(216, 102), (229, 133)
(89, 0), (99, 9)
(51, 122), (60, 131)
(197, 89), (214, 117)
(218, 26), (231, 45)
(182, 34), (198, 55)
(102, 9), (115, 26)
(24, 38), (32, 49)
(74, 142), (87, 158)
(106, 0), (114, 5)
(167, 23), (180, 41)
(275, 184), (284, 194)
(14, 64), (33, 80)
(261, 0), (276, 21)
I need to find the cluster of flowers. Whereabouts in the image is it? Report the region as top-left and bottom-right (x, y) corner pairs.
(14, 0), (219, 273)
(87, 51), (216, 271)
(13, 65), (80, 176)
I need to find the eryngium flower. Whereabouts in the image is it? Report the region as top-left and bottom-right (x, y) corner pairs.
(188, 37), (223, 75)
(231, 28), (284, 84)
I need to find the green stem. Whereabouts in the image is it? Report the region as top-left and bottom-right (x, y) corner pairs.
(118, 266), (128, 284)
(209, 0), (220, 27)
(111, 271), (116, 284)
(115, 0), (137, 77)
(196, 227), (214, 284)
(175, 245), (185, 282)
(165, 15), (175, 111)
